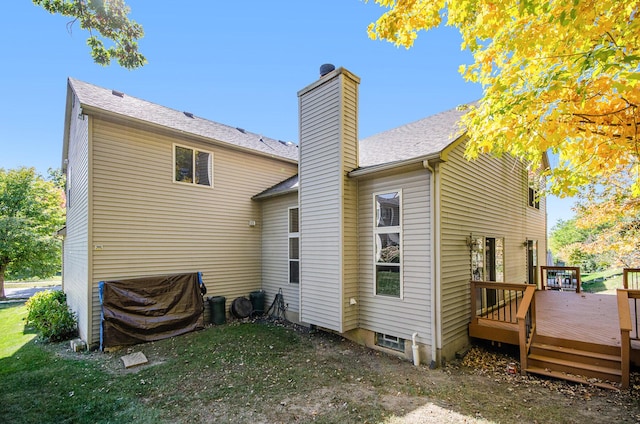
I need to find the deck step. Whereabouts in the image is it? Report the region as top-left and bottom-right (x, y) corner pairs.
(525, 366), (620, 391)
(530, 342), (621, 365)
(527, 353), (621, 382)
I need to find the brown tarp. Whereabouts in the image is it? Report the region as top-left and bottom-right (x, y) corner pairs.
(99, 273), (204, 349)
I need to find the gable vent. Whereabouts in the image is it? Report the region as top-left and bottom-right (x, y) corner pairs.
(236, 127), (246, 134)
(183, 111), (194, 118)
(111, 90), (124, 98)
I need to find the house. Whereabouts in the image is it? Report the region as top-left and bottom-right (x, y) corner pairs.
(61, 65), (546, 365)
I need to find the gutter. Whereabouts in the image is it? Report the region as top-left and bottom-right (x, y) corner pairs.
(348, 154), (442, 178)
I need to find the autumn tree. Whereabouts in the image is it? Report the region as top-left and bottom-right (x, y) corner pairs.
(368, 0), (639, 199)
(573, 172), (640, 268)
(0, 168), (66, 299)
(33, 0), (145, 69)
(549, 218), (609, 271)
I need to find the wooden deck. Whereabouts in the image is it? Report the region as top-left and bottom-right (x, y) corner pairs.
(469, 283), (640, 388)
(534, 290), (625, 347)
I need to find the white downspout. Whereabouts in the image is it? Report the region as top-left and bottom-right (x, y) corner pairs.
(423, 160), (438, 368)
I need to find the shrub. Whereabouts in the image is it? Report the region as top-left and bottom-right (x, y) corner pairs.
(25, 290), (77, 341)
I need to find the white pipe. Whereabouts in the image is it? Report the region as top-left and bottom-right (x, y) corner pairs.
(412, 332), (420, 366)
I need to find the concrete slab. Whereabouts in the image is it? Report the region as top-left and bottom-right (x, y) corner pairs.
(121, 351), (148, 368)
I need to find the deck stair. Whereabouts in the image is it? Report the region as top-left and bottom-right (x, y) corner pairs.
(525, 336), (622, 387)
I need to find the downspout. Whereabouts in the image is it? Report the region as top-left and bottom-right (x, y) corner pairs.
(423, 160), (438, 368)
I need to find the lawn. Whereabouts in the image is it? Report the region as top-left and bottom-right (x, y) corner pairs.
(1, 302), (639, 424)
(581, 268), (624, 293)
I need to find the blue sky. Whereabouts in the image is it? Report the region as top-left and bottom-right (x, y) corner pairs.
(0, 1), (575, 229)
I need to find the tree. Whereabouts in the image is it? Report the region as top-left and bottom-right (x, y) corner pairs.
(368, 0), (639, 198)
(573, 172), (640, 268)
(0, 168), (66, 299)
(33, 0), (145, 69)
(549, 218), (608, 271)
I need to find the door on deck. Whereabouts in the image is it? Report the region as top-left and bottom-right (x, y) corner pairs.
(471, 235), (504, 311)
(526, 240), (538, 287)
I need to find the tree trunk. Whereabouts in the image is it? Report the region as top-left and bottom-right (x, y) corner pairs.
(0, 264), (6, 300)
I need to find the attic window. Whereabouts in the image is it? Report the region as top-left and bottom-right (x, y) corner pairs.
(111, 90), (124, 98)
(183, 111), (194, 118)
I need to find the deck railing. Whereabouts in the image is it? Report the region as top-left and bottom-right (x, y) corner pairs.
(517, 285), (537, 376)
(470, 281), (531, 324)
(616, 289), (640, 389)
(623, 268), (640, 289)
(469, 281), (536, 349)
(540, 266), (581, 292)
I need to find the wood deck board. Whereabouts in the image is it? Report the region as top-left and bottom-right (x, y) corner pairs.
(535, 291), (621, 347)
(472, 291), (638, 349)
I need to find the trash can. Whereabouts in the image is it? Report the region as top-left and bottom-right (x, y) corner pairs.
(209, 296), (226, 325)
(250, 290), (265, 316)
(203, 296), (211, 324)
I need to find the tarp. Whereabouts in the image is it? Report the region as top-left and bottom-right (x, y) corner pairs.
(99, 272), (205, 350)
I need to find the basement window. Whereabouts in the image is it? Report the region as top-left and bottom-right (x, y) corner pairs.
(376, 333), (405, 352)
(174, 144), (213, 187)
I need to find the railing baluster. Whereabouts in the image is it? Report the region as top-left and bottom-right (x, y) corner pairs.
(633, 298), (640, 339)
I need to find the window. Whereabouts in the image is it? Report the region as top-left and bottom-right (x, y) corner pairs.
(528, 187), (540, 209)
(174, 144), (213, 187)
(288, 207), (299, 284)
(470, 236), (504, 282)
(376, 333), (405, 351)
(374, 191), (401, 297)
(527, 240), (538, 285)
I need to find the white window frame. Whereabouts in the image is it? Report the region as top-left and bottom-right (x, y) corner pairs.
(288, 206), (299, 285)
(373, 190), (403, 298)
(173, 143), (213, 188)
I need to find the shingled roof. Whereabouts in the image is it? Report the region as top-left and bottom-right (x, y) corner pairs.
(254, 104), (472, 199)
(358, 105), (469, 168)
(67, 78), (299, 162)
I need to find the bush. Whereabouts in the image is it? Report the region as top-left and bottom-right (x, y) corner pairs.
(25, 290), (77, 341)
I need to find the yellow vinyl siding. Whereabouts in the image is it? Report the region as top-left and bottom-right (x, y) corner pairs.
(261, 193), (300, 313)
(357, 169), (432, 345)
(298, 68), (359, 332)
(341, 76), (359, 331)
(438, 139), (547, 359)
(63, 93), (91, 343)
(87, 117), (297, 344)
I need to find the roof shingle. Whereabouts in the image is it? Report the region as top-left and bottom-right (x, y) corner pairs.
(358, 106), (469, 167)
(68, 78), (299, 162)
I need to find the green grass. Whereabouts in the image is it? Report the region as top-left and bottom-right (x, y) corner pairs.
(581, 268), (623, 293)
(0, 303), (160, 423)
(1, 302), (638, 424)
(0, 304), (390, 424)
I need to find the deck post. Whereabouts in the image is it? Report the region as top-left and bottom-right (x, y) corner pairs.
(617, 289), (631, 389)
(516, 285), (537, 376)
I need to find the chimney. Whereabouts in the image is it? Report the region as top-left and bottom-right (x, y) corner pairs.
(297, 65), (360, 333)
